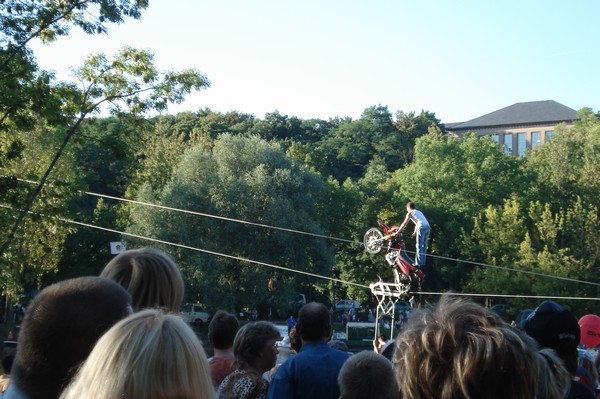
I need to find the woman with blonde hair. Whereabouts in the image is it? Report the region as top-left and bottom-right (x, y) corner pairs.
(100, 247), (184, 312)
(61, 309), (215, 399)
(217, 321), (280, 399)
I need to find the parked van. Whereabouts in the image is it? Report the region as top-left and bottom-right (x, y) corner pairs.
(180, 303), (210, 325)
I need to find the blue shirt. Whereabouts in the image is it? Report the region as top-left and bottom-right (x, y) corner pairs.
(267, 341), (350, 399)
(0, 384), (30, 399)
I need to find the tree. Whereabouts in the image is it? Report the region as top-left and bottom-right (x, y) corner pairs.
(461, 197), (600, 313)
(0, 0), (150, 132)
(124, 135), (335, 315)
(461, 198), (532, 297)
(392, 110), (442, 166)
(0, 1), (210, 300)
(1, 46), (210, 257)
(527, 109), (600, 211)
(1, 122), (80, 299)
(307, 106), (441, 182)
(385, 129), (531, 290)
(310, 107), (393, 181)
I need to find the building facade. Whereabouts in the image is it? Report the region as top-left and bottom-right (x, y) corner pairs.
(445, 100), (578, 156)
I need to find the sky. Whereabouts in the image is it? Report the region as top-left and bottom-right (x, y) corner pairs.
(29, 0), (600, 124)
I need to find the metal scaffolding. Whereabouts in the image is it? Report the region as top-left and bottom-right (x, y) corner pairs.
(369, 269), (411, 340)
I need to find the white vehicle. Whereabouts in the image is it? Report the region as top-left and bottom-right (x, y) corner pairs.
(274, 324), (290, 348)
(276, 335), (291, 348)
(335, 299), (361, 312)
(180, 303), (210, 326)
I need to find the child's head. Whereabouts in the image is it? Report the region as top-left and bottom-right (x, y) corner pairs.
(101, 247), (184, 312)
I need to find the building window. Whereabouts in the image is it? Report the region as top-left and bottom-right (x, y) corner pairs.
(491, 134), (500, 144)
(516, 132), (526, 156)
(531, 131), (541, 150)
(504, 133), (513, 155)
(545, 130), (554, 142)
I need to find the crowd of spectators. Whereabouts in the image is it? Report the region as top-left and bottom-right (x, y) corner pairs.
(1, 246), (599, 399)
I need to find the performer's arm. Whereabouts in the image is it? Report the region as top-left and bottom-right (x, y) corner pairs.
(398, 212), (411, 232)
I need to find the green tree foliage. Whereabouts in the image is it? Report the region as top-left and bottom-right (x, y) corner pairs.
(527, 109), (600, 211)
(194, 109), (256, 140)
(1, 123), (80, 297)
(124, 135), (335, 315)
(248, 110), (302, 143)
(461, 198), (533, 297)
(462, 198), (599, 311)
(386, 129), (529, 290)
(458, 114), (600, 311)
(392, 110), (442, 166)
(308, 106), (441, 182)
(330, 158), (397, 302)
(0, 1), (210, 301)
(0, 0), (150, 132)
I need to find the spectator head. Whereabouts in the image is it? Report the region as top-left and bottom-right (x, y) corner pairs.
(338, 351), (398, 399)
(232, 321), (280, 374)
(328, 340), (349, 352)
(296, 302), (332, 342)
(577, 354), (599, 394)
(208, 310), (239, 350)
(523, 300), (580, 375)
(12, 277), (132, 399)
(394, 294), (542, 399)
(100, 247), (184, 312)
(61, 309), (214, 399)
(289, 325), (302, 353)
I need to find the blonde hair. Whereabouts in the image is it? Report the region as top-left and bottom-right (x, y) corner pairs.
(100, 247), (184, 312)
(61, 309), (214, 399)
(394, 294), (540, 399)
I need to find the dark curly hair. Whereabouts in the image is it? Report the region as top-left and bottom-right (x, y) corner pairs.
(232, 321), (279, 371)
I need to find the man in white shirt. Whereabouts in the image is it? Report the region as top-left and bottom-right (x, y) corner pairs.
(397, 202), (431, 268)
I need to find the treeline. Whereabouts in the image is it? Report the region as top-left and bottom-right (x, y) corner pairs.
(1, 1), (599, 318)
(2, 105), (600, 317)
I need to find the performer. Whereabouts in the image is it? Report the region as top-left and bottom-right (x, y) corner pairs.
(397, 202), (430, 268)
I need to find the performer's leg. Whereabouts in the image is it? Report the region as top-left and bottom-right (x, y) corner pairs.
(415, 227), (430, 266)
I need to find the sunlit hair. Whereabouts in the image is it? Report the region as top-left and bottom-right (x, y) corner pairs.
(339, 351), (398, 399)
(61, 309), (214, 399)
(100, 247), (184, 312)
(536, 348), (571, 399)
(394, 294), (541, 399)
(232, 321), (279, 371)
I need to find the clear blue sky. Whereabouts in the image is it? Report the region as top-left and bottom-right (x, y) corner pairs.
(30, 0), (600, 123)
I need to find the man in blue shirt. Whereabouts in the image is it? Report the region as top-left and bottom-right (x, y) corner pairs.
(267, 302), (350, 399)
(287, 315), (296, 334)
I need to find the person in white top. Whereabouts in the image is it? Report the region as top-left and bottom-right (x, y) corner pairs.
(397, 202), (431, 268)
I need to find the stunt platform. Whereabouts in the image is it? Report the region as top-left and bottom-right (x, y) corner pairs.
(369, 268), (412, 340)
